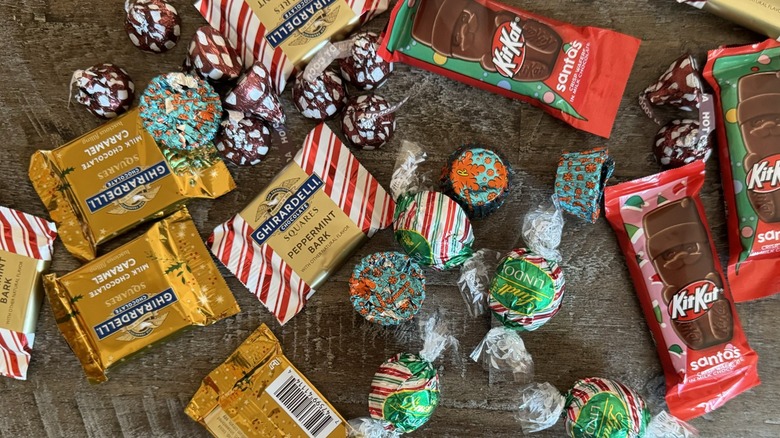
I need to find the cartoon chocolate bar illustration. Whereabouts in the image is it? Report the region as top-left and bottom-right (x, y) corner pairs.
(738, 71), (780, 222)
(644, 198), (733, 350)
(411, 0), (562, 80)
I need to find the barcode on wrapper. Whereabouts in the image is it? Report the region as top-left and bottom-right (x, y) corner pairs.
(267, 367), (341, 438)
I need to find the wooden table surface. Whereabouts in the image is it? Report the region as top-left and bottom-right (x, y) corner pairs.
(1, 1), (778, 437)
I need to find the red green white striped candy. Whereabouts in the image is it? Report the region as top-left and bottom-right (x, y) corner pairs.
(369, 352), (440, 433)
(564, 377), (650, 438)
(488, 248), (565, 331)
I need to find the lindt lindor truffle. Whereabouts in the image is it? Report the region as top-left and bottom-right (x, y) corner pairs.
(367, 313), (457, 433)
(208, 124), (395, 324)
(342, 94), (397, 150)
(0, 207), (57, 380)
(139, 72), (222, 151)
(489, 248), (565, 331)
(186, 324), (348, 437)
(293, 69), (348, 120)
(676, 0), (780, 39)
(184, 26), (243, 82)
(440, 145), (511, 219)
(70, 64), (135, 119)
(605, 160), (759, 420)
(195, 0), (390, 91)
(125, 0), (181, 53)
(224, 62), (285, 125)
(215, 113), (271, 166)
(379, 0), (641, 138)
(339, 32), (393, 90)
(554, 147), (614, 223)
(349, 251), (426, 326)
(29, 108), (234, 261)
(43, 208), (240, 383)
(653, 119), (711, 169)
(703, 39), (780, 302)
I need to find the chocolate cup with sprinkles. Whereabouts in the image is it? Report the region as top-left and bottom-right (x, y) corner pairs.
(441, 144), (512, 219)
(348, 251), (426, 326)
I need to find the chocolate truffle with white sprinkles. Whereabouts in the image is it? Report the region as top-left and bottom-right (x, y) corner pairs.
(338, 32), (393, 90)
(224, 61), (285, 125)
(215, 114), (271, 166)
(653, 119), (711, 169)
(341, 94), (396, 150)
(292, 68), (347, 120)
(71, 64), (135, 119)
(125, 0), (181, 53)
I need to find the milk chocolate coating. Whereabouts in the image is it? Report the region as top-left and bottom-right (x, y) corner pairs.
(411, 0), (561, 80)
(643, 198), (733, 350)
(737, 71), (780, 222)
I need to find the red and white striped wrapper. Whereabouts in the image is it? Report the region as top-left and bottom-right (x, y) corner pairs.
(209, 123), (394, 324)
(0, 206), (57, 380)
(194, 0), (389, 92)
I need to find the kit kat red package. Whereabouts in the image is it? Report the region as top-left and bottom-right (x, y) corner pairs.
(378, 0), (641, 138)
(703, 39), (780, 301)
(605, 160), (759, 420)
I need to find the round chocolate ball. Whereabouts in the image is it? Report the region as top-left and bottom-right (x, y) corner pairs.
(185, 26), (243, 82)
(292, 68), (347, 120)
(71, 64), (134, 119)
(653, 119), (711, 169)
(125, 0), (181, 53)
(564, 378), (650, 438)
(338, 32), (393, 90)
(341, 94), (396, 149)
(215, 115), (271, 166)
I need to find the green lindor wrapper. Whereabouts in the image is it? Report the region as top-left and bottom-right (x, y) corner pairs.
(368, 353), (440, 433)
(564, 377), (650, 438)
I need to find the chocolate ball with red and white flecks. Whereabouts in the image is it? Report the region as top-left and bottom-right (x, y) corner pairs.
(341, 94), (396, 150)
(292, 68), (347, 120)
(224, 61), (285, 125)
(215, 113), (272, 166)
(184, 26), (243, 82)
(653, 119), (711, 169)
(71, 64), (135, 119)
(338, 32), (393, 90)
(125, 0), (181, 53)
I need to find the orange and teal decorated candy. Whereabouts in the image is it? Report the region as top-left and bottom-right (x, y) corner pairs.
(369, 353), (440, 433)
(488, 248), (565, 331)
(139, 72), (222, 150)
(393, 191), (474, 270)
(564, 377), (651, 438)
(441, 145), (512, 219)
(349, 252), (426, 326)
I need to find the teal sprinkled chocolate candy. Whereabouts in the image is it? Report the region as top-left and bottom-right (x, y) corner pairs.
(441, 145), (511, 219)
(349, 252), (426, 325)
(139, 72), (222, 150)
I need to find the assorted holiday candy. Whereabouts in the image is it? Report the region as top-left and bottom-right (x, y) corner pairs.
(440, 145), (512, 219)
(0, 207), (57, 381)
(605, 160), (759, 420)
(125, 0), (181, 53)
(215, 113), (271, 166)
(42, 208), (240, 383)
(184, 25), (243, 82)
(70, 64), (134, 119)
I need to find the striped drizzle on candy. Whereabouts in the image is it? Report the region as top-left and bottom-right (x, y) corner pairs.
(195, 0), (390, 92)
(0, 207), (57, 380)
(208, 124), (394, 324)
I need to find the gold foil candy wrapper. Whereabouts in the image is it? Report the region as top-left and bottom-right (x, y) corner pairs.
(43, 207), (240, 383)
(0, 206), (57, 380)
(185, 324), (348, 438)
(679, 0), (780, 39)
(208, 123), (395, 325)
(29, 108), (235, 262)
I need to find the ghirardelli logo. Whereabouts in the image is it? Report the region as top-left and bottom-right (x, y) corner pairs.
(669, 280), (720, 322)
(492, 18), (526, 79)
(255, 177), (300, 224)
(746, 154), (780, 193)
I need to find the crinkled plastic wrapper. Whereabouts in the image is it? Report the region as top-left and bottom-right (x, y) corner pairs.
(186, 324), (348, 438)
(43, 208), (240, 383)
(194, 0), (390, 92)
(0, 206), (57, 380)
(209, 123), (395, 324)
(29, 108), (235, 261)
